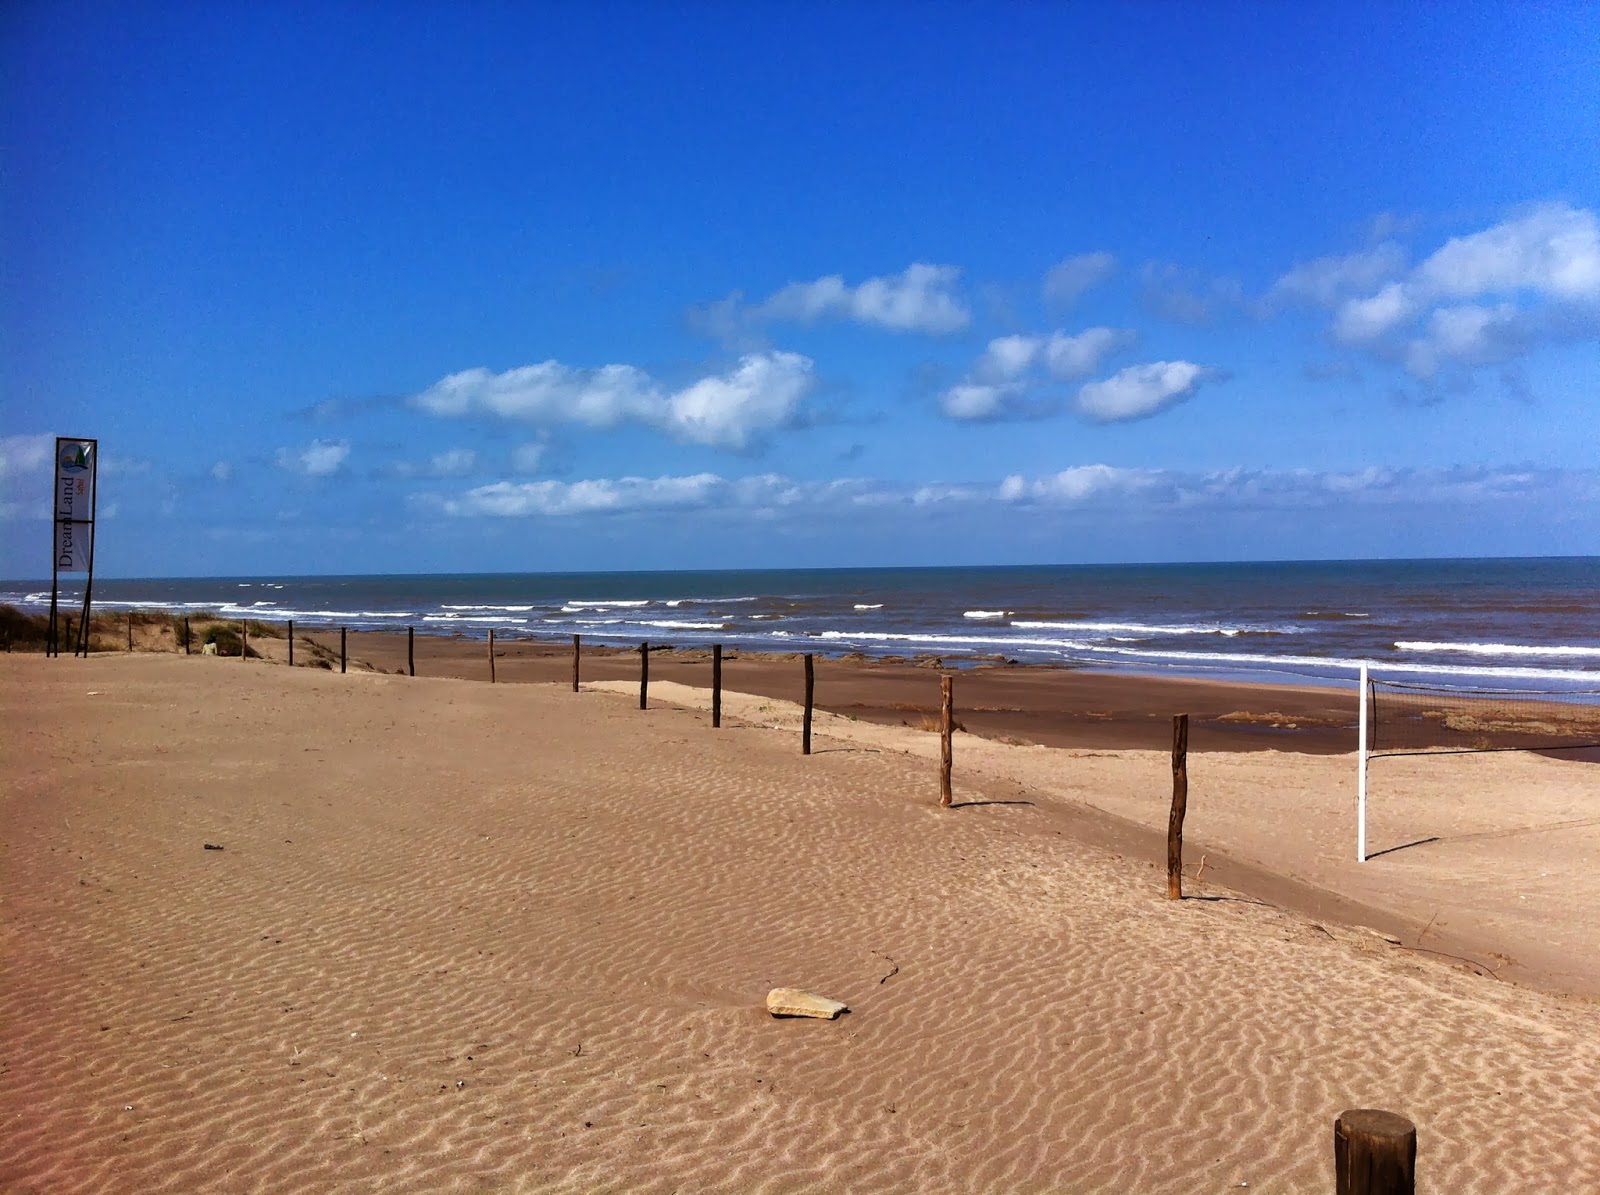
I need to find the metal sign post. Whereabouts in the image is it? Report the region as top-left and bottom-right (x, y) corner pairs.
(49, 437), (98, 658)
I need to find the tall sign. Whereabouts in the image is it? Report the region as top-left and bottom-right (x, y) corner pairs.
(49, 437), (98, 657)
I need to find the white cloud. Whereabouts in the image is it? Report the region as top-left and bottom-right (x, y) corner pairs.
(432, 472), (876, 519)
(210, 461), (233, 482)
(411, 351), (814, 450)
(276, 439), (350, 477)
(442, 474), (723, 517)
(1326, 203), (1600, 377)
(1332, 282), (1415, 344)
(413, 362), (658, 424)
(760, 263), (970, 332)
(422, 463), (1594, 524)
(1043, 252), (1117, 304)
(665, 353), (814, 449)
(998, 463), (1592, 510)
(1404, 303), (1529, 378)
(941, 327), (1136, 421)
(1075, 361), (1213, 422)
(1270, 243), (1408, 307)
(1415, 203), (1600, 300)
(999, 465), (1156, 503)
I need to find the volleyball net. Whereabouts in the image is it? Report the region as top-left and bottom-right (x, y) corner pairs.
(1356, 666), (1600, 861)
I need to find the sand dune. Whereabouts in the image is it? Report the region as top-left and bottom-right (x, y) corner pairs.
(2, 654), (1598, 1192)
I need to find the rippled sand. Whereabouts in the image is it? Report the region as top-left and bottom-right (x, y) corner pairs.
(3, 655), (1598, 1192)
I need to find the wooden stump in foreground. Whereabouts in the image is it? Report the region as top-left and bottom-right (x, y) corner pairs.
(1335, 1108), (1416, 1195)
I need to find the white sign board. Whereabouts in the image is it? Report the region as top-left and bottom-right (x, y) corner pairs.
(55, 438), (95, 573)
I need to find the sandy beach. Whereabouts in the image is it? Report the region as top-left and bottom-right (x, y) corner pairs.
(3, 649), (1598, 1192)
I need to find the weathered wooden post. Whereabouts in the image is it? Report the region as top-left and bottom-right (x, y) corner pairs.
(184, 616), (191, 655)
(711, 644), (722, 728)
(340, 627), (347, 674)
(802, 653), (815, 755)
(288, 620), (294, 666)
(408, 626), (415, 677)
(939, 674), (954, 807)
(241, 620), (248, 662)
(639, 641), (649, 710)
(488, 628), (496, 683)
(572, 634), (581, 692)
(1335, 1109), (1416, 1195)
(65, 616), (73, 657)
(1168, 713), (1189, 900)
(127, 612), (133, 652)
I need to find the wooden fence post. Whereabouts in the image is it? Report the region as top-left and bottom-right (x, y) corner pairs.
(488, 628), (496, 683)
(241, 620), (248, 662)
(1335, 1109), (1416, 1195)
(408, 626), (415, 677)
(939, 674), (954, 807)
(65, 617), (73, 657)
(802, 653), (814, 755)
(184, 616), (191, 655)
(572, 634), (581, 692)
(127, 613), (133, 652)
(639, 641), (649, 710)
(340, 627), (347, 674)
(1168, 714), (1189, 899)
(711, 644), (722, 728)
(288, 620), (294, 667)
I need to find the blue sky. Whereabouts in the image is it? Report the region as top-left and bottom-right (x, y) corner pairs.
(3, 1), (1598, 578)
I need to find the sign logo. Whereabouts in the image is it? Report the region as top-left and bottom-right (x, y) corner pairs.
(60, 443), (92, 473)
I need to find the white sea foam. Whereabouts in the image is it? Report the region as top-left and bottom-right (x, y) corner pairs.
(1012, 619), (1287, 637)
(640, 620), (725, 630)
(1396, 641), (1600, 659)
(422, 614), (529, 624)
(854, 603), (884, 610)
(563, 600), (651, 611)
(442, 604), (536, 612)
(963, 610), (1007, 619)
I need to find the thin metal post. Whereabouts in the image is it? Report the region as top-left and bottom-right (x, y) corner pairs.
(340, 627), (347, 674)
(408, 626), (414, 676)
(1357, 661), (1369, 863)
(288, 620), (294, 666)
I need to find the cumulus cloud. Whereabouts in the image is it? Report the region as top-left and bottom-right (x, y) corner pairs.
(0, 434), (54, 479)
(1324, 202), (1600, 379)
(1043, 252), (1117, 305)
(276, 439), (350, 477)
(939, 327), (1136, 421)
(1269, 243), (1408, 308)
(1075, 361), (1215, 422)
(692, 264), (970, 341)
(410, 351), (815, 451)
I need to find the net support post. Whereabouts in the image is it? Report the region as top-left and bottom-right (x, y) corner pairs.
(1357, 661), (1369, 863)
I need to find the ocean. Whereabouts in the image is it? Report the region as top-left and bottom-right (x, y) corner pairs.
(10, 557), (1600, 691)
